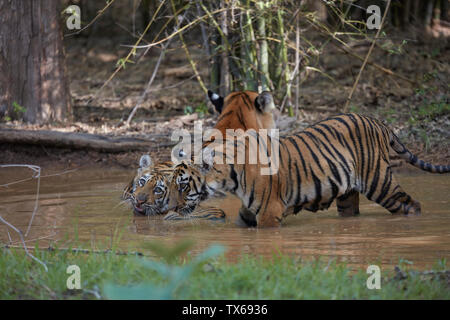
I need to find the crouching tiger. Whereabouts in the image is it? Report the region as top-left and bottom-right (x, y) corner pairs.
(122, 90), (277, 219)
(168, 113), (449, 228)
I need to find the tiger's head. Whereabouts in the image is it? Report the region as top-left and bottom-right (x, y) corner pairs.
(122, 154), (172, 216)
(167, 147), (229, 216)
(167, 161), (208, 216)
(166, 89), (277, 216)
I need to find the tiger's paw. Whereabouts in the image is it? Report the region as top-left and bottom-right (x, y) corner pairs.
(236, 207), (257, 227)
(163, 208), (226, 221)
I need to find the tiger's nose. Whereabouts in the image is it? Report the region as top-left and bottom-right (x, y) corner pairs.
(136, 193), (148, 204)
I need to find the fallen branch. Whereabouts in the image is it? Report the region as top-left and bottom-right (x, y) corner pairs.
(0, 129), (172, 153)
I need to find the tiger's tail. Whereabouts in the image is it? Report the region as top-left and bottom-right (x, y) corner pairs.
(389, 132), (450, 173)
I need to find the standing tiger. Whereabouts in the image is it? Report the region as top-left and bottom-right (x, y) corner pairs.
(122, 90), (277, 217)
(168, 113), (449, 227)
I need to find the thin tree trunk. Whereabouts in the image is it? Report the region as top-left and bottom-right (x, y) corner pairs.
(0, 53), (10, 119)
(295, 17), (300, 118)
(275, 6), (291, 114)
(256, 1), (271, 91)
(0, 0), (71, 124)
(442, 0), (448, 22)
(403, 0), (411, 27)
(219, 0), (230, 96)
(412, 0), (420, 24)
(424, 0), (435, 27)
(210, 30), (221, 93)
(240, 2), (257, 91)
(196, 1), (211, 57)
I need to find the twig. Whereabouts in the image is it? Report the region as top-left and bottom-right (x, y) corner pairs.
(0, 164), (41, 237)
(7, 232), (58, 247)
(280, 59), (300, 113)
(343, 0), (391, 112)
(125, 41), (171, 126)
(170, 1), (207, 94)
(147, 75), (197, 92)
(0, 215), (48, 272)
(64, 0), (116, 37)
(304, 12), (415, 86)
(333, 42), (415, 85)
(92, 0), (167, 103)
(125, 10), (190, 126)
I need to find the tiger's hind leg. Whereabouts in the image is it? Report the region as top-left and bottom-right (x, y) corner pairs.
(336, 190), (360, 217)
(365, 166), (421, 216)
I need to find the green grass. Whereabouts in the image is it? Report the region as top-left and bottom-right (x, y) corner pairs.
(0, 246), (448, 300)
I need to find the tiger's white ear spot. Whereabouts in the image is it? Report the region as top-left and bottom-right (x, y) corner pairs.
(139, 154), (152, 169)
(211, 93), (220, 101)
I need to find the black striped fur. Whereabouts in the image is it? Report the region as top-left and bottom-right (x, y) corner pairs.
(171, 113), (449, 227)
(124, 90), (276, 219)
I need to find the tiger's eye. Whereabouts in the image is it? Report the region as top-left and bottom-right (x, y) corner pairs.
(154, 186), (164, 194)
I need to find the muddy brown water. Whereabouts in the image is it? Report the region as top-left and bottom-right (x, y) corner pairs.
(0, 167), (449, 270)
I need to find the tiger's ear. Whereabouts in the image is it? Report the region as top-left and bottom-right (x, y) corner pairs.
(139, 154), (152, 169)
(254, 91), (275, 113)
(208, 90), (224, 114)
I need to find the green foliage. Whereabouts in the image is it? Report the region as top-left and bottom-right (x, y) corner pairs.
(183, 103), (209, 118)
(408, 98), (449, 124)
(116, 58), (135, 69)
(12, 101), (26, 114)
(194, 102), (209, 118)
(183, 105), (193, 115)
(349, 105), (360, 113)
(1, 101), (26, 122)
(1, 247), (449, 300)
(144, 239), (195, 264)
(381, 39), (408, 55)
(103, 240), (225, 300)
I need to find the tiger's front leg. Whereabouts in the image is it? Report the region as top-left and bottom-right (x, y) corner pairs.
(236, 206), (257, 227)
(256, 200), (286, 228)
(336, 190), (360, 217)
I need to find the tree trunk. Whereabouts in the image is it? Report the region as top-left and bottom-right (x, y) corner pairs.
(240, 3), (257, 91)
(256, 1), (271, 91)
(442, 0), (449, 22)
(424, 0), (435, 27)
(403, 0), (411, 28)
(219, 0), (230, 96)
(0, 0), (71, 124)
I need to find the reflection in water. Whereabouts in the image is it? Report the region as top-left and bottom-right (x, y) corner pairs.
(0, 168), (449, 270)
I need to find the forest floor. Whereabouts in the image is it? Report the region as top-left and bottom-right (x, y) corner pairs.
(0, 28), (448, 172)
